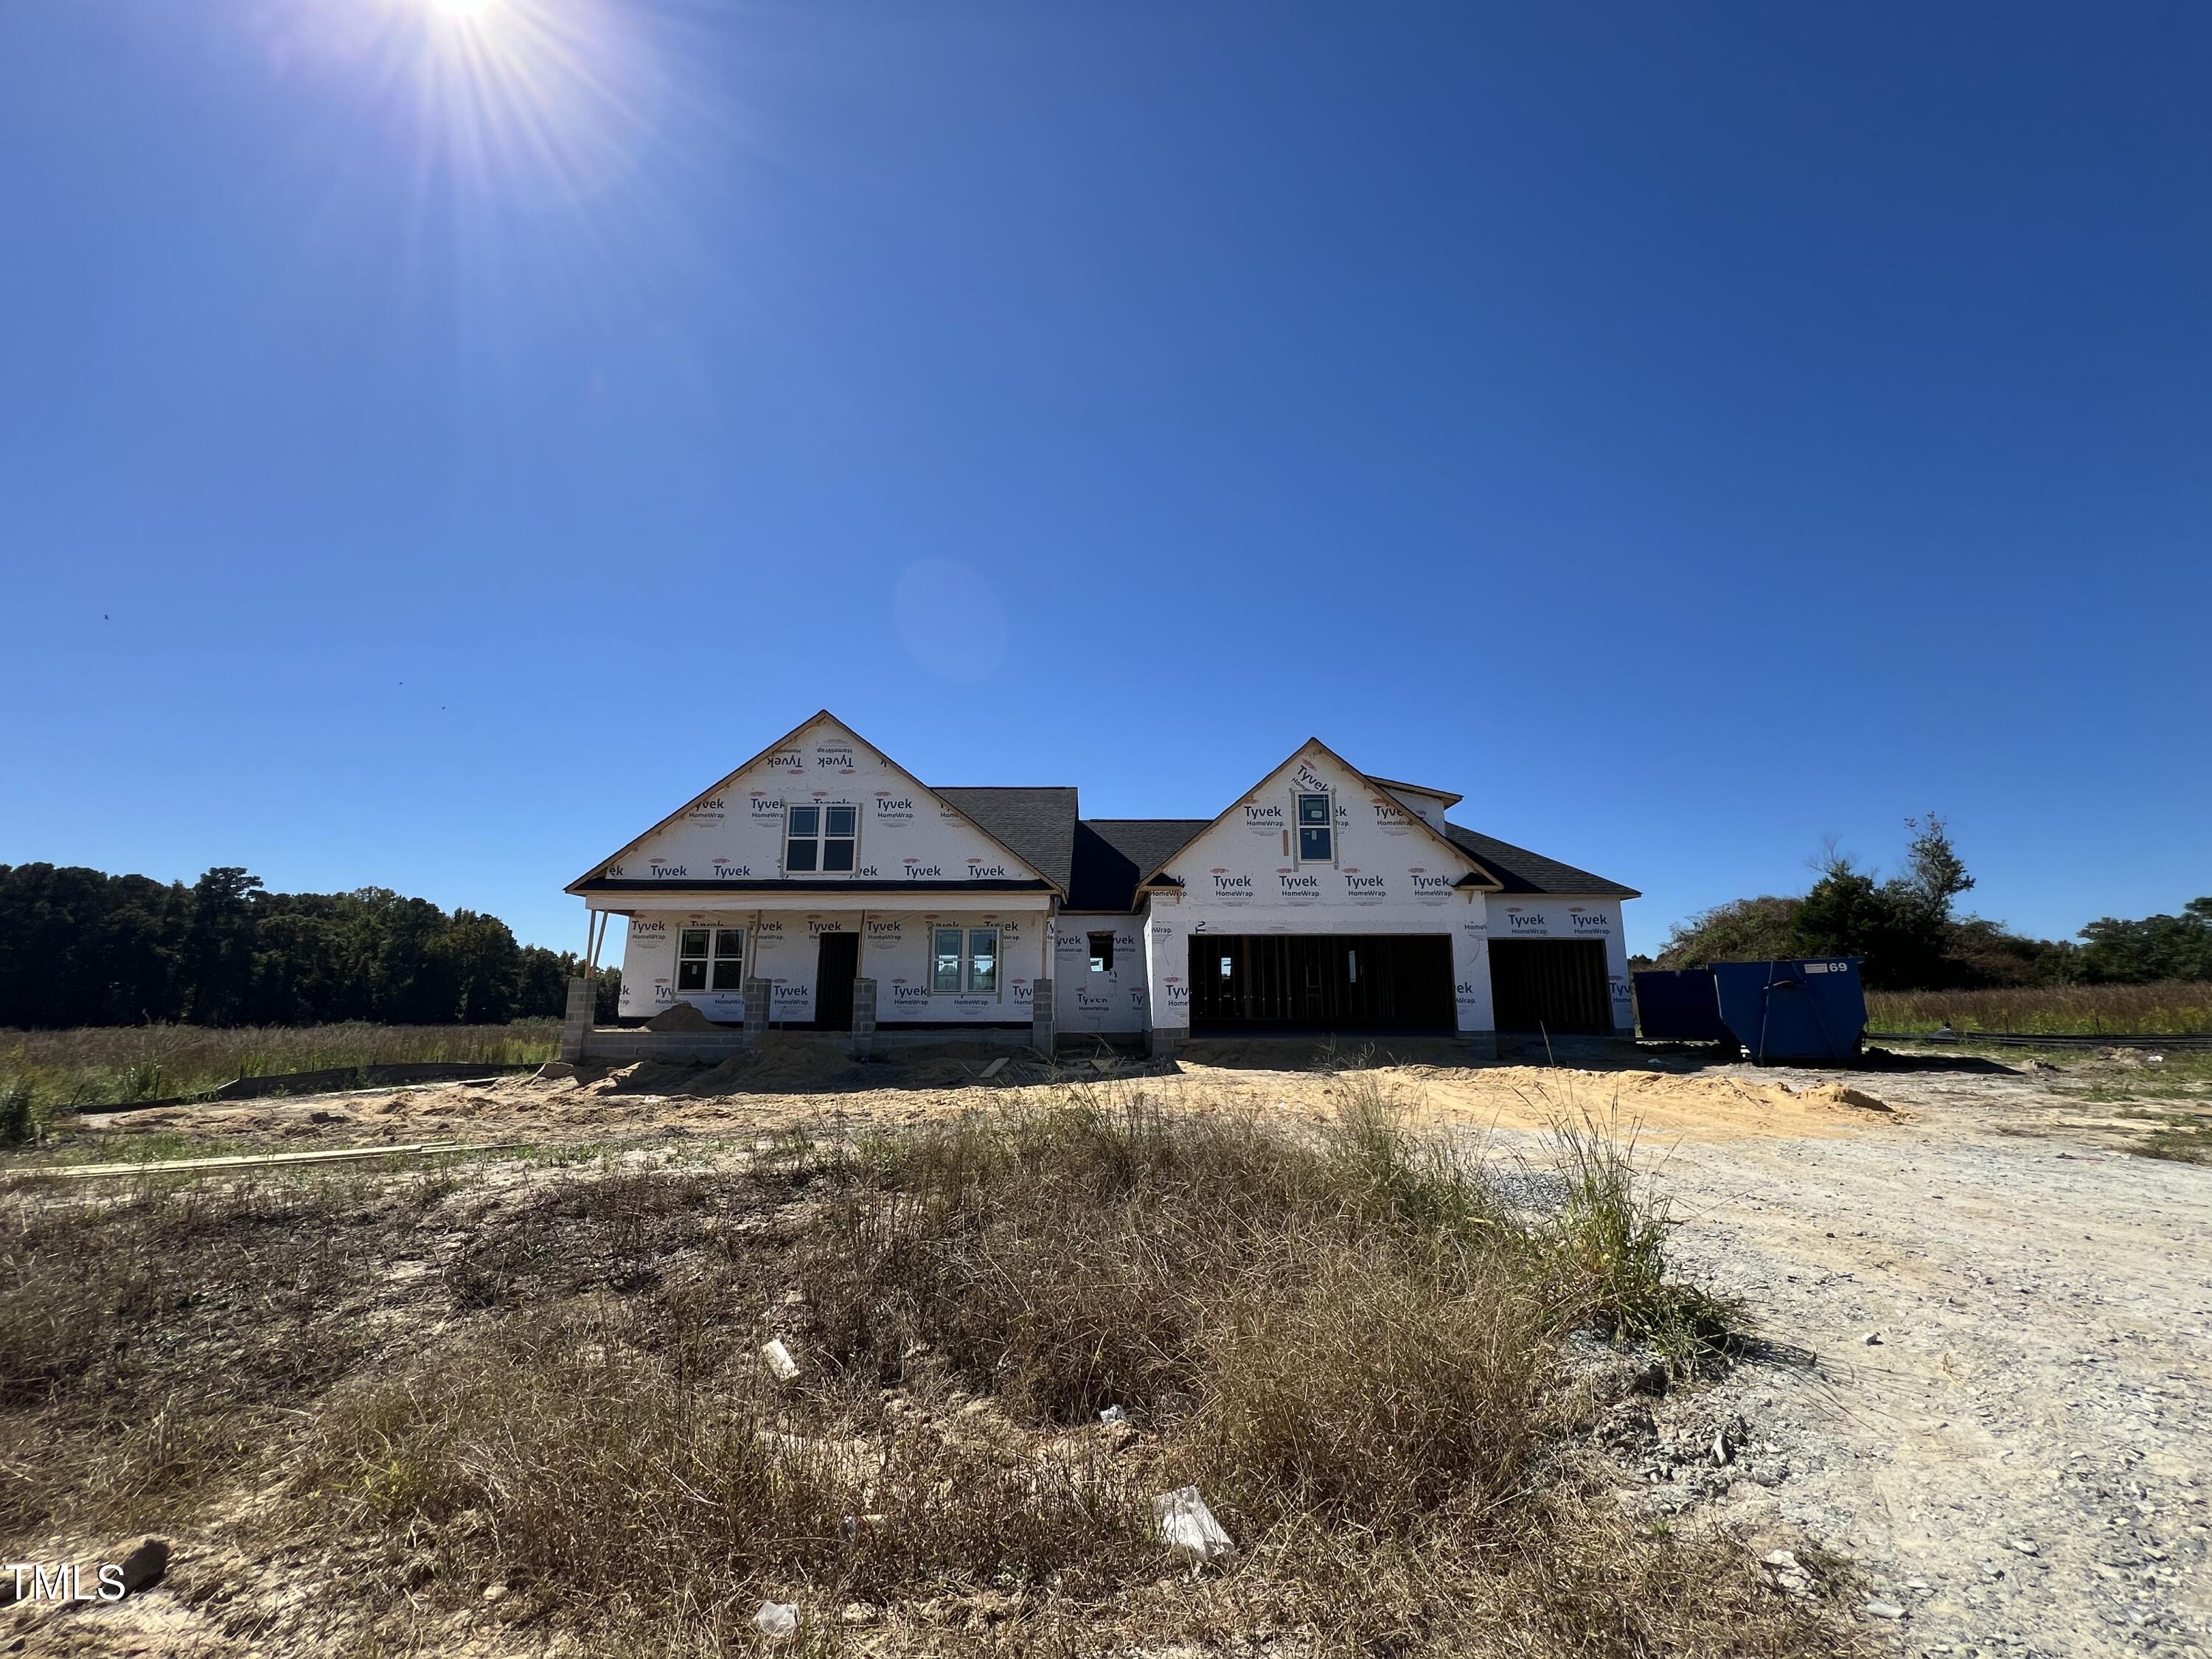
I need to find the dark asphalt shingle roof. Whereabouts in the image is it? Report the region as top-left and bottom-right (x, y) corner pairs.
(1067, 818), (1210, 911)
(1441, 823), (1641, 899)
(934, 787), (1079, 893)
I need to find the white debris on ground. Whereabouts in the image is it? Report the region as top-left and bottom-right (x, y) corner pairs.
(1153, 1486), (1236, 1568)
(761, 1339), (800, 1382)
(751, 1601), (799, 1640)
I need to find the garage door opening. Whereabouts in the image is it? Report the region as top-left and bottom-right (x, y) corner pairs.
(1188, 934), (1453, 1032)
(1487, 937), (1611, 1034)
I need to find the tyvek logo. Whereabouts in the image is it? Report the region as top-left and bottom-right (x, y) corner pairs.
(1012, 981), (1032, 1006)
(1371, 799), (1411, 826)
(1164, 978), (1190, 1007)
(1410, 873), (1453, 896)
(711, 860), (752, 880)
(807, 919), (846, 936)
(813, 745), (855, 771)
(1211, 872), (1253, 895)
(867, 919), (902, 942)
(1568, 909), (1610, 933)
(1279, 874), (1320, 895)
(890, 982), (931, 1006)
(767, 749), (803, 773)
(1346, 874), (1386, 897)
(967, 860), (1011, 878)
(605, 864), (627, 878)
(1293, 762), (1330, 792)
(1243, 803), (1284, 825)
(873, 793), (916, 821)
(1077, 988), (1112, 1012)
(1505, 910), (1547, 932)
(749, 794), (783, 819)
(649, 860), (688, 879)
(630, 918), (667, 940)
(904, 861), (945, 879)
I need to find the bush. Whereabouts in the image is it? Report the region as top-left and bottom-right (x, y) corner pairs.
(0, 1077), (35, 1145)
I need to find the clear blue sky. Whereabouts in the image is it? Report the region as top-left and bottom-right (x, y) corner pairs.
(4, 1), (2207, 961)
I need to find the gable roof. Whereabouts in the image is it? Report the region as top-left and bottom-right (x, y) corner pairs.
(1136, 737), (1502, 893)
(934, 788), (1079, 894)
(564, 712), (1064, 895)
(1067, 818), (1210, 911)
(1441, 823), (1641, 898)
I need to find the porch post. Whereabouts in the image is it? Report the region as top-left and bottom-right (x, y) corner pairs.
(560, 976), (594, 1062)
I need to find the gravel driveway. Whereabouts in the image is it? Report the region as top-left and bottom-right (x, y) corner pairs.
(1601, 1066), (2211, 1659)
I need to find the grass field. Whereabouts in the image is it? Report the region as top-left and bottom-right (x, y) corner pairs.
(0, 1088), (1860, 1657)
(0, 1020), (559, 1120)
(1865, 981), (2212, 1035)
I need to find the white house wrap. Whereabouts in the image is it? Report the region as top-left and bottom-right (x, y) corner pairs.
(566, 712), (1638, 1053)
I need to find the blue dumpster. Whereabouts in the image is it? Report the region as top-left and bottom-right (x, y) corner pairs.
(1635, 959), (1867, 1063)
(1631, 969), (1731, 1043)
(1708, 958), (1866, 1063)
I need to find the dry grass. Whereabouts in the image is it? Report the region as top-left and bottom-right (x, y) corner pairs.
(1866, 981), (2212, 1034)
(0, 1086), (1856, 1657)
(0, 1020), (559, 1114)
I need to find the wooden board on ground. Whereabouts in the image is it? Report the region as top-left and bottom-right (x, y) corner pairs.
(23, 1141), (501, 1181)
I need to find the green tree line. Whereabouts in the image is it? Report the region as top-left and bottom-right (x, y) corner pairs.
(1650, 817), (2211, 990)
(0, 863), (619, 1029)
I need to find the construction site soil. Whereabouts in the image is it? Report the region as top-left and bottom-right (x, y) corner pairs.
(11, 1040), (2209, 1658)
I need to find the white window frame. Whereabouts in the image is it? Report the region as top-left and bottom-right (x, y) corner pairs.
(675, 927), (746, 994)
(785, 802), (859, 875)
(1295, 790), (1335, 865)
(929, 926), (1001, 996)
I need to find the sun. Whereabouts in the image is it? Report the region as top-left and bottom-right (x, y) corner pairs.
(423, 0), (501, 21)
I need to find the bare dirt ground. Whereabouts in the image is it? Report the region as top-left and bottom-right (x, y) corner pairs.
(23, 1039), (2212, 1658)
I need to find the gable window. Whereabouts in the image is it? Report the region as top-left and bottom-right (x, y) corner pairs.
(931, 926), (1000, 994)
(1088, 932), (1115, 974)
(676, 927), (745, 993)
(786, 804), (858, 874)
(1296, 792), (1334, 863)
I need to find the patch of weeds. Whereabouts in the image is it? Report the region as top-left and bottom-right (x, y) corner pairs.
(0, 1077), (43, 1146)
(2130, 1114), (2212, 1165)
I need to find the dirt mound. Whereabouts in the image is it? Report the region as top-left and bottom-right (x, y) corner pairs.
(1790, 1082), (1892, 1114)
(644, 1002), (717, 1032)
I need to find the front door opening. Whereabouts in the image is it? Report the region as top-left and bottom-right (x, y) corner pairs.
(813, 931), (860, 1029)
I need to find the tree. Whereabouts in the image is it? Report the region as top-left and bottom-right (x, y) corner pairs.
(0, 861), (585, 1029)
(2076, 897), (2212, 984)
(184, 868), (263, 1024)
(1899, 813), (1974, 924)
(1656, 896), (1802, 968)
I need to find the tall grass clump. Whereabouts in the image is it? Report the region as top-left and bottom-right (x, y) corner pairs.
(0, 1077), (38, 1145)
(1867, 981), (2212, 1035)
(0, 1020), (559, 1109)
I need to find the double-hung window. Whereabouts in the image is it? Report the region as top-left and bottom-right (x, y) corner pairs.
(786, 804), (858, 873)
(1296, 792), (1334, 862)
(931, 926), (1000, 994)
(676, 927), (745, 993)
